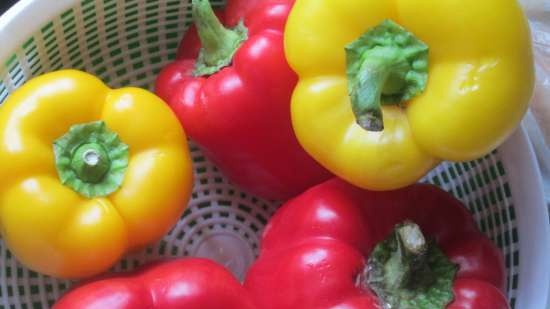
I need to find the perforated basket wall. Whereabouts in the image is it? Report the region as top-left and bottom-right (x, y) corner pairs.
(0, 0), (522, 308)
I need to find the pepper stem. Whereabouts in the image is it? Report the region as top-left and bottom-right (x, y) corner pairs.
(350, 53), (403, 132)
(384, 222), (429, 289)
(71, 143), (111, 184)
(192, 0), (247, 76)
(53, 121), (129, 198)
(365, 221), (457, 309)
(345, 20), (429, 132)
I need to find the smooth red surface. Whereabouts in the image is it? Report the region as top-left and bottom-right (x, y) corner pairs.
(53, 259), (255, 309)
(448, 279), (510, 309)
(155, 0), (331, 200)
(244, 179), (509, 309)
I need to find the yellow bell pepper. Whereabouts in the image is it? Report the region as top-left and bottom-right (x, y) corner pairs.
(0, 70), (193, 278)
(286, 0), (534, 190)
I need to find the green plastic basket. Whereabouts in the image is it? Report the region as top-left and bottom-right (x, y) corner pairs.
(0, 0), (548, 308)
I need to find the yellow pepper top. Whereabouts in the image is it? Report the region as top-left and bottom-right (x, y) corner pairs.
(286, 0), (534, 190)
(0, 70), (193, 278)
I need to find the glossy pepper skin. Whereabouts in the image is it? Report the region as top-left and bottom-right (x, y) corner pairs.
(54, 258), (256, 309)
(0, 70), (193, 278)
(245, 179), (509, 309)
(286, 0), (534, 190)
(156, 0), (331, 200)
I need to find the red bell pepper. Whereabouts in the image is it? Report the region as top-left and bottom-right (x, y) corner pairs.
(155, 0), (331, 200)
(245, 179), (509, 309)
(53, 259), (255, 309)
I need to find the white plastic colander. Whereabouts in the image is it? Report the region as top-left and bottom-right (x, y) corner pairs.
(0, 0), (548, 308)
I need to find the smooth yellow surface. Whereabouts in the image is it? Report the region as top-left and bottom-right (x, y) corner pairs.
(0, 70), (193, 278)
(286, 0), (534, 190)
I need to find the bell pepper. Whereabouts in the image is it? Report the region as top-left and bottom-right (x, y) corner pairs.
(155, 0), (331, 200)
(53, 258), (256, 309)
(245, 179), (509, 309)
(286, 0), (534, 190)
(0, 70), (193, 278)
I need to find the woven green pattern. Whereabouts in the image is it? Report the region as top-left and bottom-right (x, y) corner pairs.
(0, 0), (519, 308)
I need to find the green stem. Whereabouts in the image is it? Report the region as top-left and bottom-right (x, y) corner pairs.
(345, 20), (429, 132)
(71, 143), (111, 183)
(365, 221), (458, 309)
(53, 121), (129, 198)
(351, 57), (394, 132)
(192, 0), (247, 76)
(385, 222), (429, 289)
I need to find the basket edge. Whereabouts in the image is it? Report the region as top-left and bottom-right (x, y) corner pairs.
(0, 0), (77, 63)
(500, 124), (550, 309)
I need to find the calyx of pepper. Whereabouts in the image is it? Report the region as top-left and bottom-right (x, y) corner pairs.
(363, 221), (457, 309)
(53, 121), (129, 198)
(193, 0), (248, 76)
(345, 20), (429, 131)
